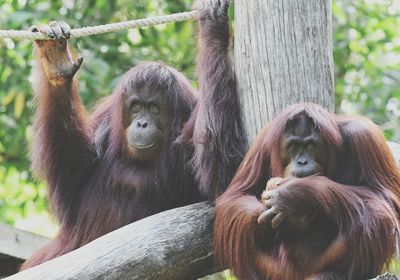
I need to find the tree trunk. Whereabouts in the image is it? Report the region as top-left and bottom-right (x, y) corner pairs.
(235, 0), (334, 142)
(6, 203), (216, 280)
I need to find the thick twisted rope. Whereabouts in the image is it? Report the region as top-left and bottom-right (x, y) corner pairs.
(0, 11), (198, 40)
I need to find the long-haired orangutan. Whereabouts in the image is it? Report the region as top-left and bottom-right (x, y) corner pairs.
(22, 0), (246, 269)
(215, 103), (400, 280)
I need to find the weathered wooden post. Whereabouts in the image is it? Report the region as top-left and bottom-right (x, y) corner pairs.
(235, 0), (334, 141)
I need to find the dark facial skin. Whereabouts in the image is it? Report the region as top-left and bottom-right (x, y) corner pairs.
(280, 115), (327, 178)
(124, 86), (168, 161)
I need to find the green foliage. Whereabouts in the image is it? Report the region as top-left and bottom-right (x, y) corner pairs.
(333, 0), (400, 140)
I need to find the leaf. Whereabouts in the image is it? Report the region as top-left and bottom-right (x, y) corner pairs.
(2, 90), (16, 106)
(6, 11), (37, 26)
(13, 92), (25, 119)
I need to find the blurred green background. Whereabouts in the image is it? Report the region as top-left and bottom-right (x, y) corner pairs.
(0, 0), (399, 277)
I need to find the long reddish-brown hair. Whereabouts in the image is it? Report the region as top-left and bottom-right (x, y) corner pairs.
(225, 103), (342, 196)
(215, 103), (400, 280)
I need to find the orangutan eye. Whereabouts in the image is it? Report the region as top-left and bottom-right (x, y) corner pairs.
(131, 102), (142, 113)
(149, 104), (160, 114)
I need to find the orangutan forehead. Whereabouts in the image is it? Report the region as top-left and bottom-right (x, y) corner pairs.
(121, 63), (176, 95)
(285, 114), (319, 137)
(129, 84), (165, 98)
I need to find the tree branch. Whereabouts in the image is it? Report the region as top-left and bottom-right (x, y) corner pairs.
(6, 202), (216, 280)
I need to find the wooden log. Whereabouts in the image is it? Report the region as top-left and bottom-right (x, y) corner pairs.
(0, 223), (50, 277)
(5, 202), (215, 280)
(0, 223), (49, 261)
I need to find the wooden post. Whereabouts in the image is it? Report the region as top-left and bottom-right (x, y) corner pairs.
(235, 0), (334, 141)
